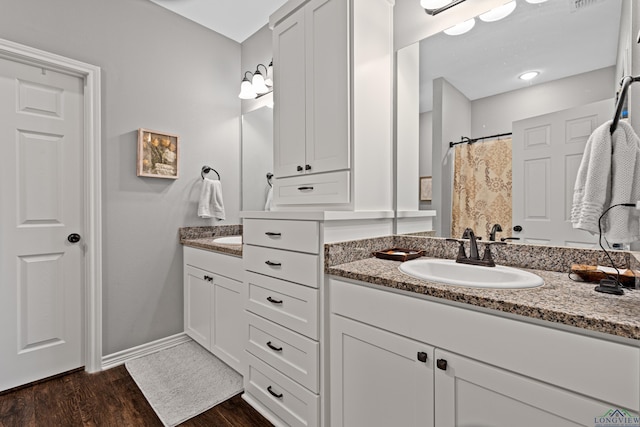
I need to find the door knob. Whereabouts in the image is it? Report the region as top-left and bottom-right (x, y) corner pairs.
(67, 233), (81, 243)
(513, 225), (523, 232)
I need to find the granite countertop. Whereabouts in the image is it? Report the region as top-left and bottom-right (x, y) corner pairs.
(179, 225), (242, 257)
(328, 256), (640, 342)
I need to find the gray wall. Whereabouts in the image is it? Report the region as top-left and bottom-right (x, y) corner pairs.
(0, 0), (242, 355)
(432, 78), (471, 237)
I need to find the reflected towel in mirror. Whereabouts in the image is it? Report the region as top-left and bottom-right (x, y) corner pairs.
(571, 120), (640, 243)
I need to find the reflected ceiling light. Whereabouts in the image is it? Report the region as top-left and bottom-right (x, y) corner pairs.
(422, 0), (468, 16)
(444, 18), (475, 36)
(519, 71), (539, 81)
(525, 0), (547, 3)
(479, 1), (517, 22)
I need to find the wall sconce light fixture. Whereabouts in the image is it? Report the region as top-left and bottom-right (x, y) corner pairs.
(238, 60), (273, 100)
(421, 0), (467, 16)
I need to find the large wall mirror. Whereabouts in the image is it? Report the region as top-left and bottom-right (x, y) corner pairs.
(242, 105), (274, 212)
(396, 0), (635, 248)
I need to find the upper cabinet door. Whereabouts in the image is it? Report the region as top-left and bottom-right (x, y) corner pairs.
(273, 0), (350, 179)
(305, 0), (349, 175)
(273, 8), (306, 178)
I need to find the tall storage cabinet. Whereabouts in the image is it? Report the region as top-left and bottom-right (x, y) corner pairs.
(270, 0), (394, 209)
(273, 0), (348, 179)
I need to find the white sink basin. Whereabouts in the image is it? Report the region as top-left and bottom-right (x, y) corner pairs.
(213, 235), (242, 245)
(398, 258), (543, 289)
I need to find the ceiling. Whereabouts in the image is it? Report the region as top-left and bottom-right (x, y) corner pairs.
(149, 0), (289, 43)
(419, 0), (622, 112)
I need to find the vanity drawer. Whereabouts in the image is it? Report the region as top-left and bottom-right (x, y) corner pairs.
(244, 245), (319, 288)
(273, 170), (350, 206)
(183, 246), (242, 282)
(247, 312), (319, 393)
(245, 353), (319, 427)
(243, 219), (319, 254)
(245, 271), (318, 339)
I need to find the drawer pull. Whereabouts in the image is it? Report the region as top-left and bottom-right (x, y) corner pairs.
(267, 386), (283, 399)
(437, 359), (448, 371)
(266, 341), (283, 352)
(298, 186), (314, 191)
(267, 296), (283, 305)
(265, 232), (282, 237)
(265, 260), (282, 267)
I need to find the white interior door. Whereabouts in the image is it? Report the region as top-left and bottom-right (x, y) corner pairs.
(512, 99), (613, 247)
(0, 56), (84, 391)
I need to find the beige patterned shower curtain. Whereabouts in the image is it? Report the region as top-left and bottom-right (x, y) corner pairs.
(451, 138), (513, 240)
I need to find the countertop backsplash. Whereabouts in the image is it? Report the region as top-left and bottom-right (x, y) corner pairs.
(325, 235), (631, 274)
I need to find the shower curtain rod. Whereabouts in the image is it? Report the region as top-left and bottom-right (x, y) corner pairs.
(449, 132), (512, 148)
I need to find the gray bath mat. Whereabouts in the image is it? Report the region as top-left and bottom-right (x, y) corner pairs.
(125, 340), (243, 426)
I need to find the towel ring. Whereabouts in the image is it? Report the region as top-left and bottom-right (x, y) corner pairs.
(201, 166), (220, 180)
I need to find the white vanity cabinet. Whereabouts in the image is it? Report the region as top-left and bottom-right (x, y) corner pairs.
(330, 278), (640, 427)
(242, 218), (322, 427)
(270, 0), (394, 209)
(330, 314), (434, 427)
(183, 246), (244, 374)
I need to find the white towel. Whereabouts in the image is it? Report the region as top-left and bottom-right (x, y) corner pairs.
(264, 186), (273, 211)
(198, 178), (225, 220)
(571, 120), (640, 243)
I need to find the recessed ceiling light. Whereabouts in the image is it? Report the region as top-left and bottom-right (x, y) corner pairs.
(444, 18), (476, 36)
(525, 0), (548, 3)
(519, 71), (539, 81)
(479, 1), (517, 22)
(420, 0), (452, 8)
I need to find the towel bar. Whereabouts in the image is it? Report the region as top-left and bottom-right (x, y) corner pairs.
(201, 165), (220, 180)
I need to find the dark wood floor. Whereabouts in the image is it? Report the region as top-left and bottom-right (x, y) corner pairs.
(0, 366), (272, 427)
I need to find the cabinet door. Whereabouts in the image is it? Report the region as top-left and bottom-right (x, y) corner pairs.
(330, 314), (434, 427)
(273, 7), (306, 178)
(211, 275), (244, 374)
(434, 349), (615, 427)
(184, 265), (211, 349)
(305, 0), (349, 174)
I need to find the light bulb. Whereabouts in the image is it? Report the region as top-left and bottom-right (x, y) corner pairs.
(252, 70), (269, 94)
(479, 1), (517, 22)
(519, 71), (539, 81)
(444, 18), (475, 36)
(265, 60), (273, 87)
(238, 77), (257, 99)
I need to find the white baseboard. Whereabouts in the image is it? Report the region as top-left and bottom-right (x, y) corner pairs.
(242, 393), (286, 427)
(101, 332), (192, 371)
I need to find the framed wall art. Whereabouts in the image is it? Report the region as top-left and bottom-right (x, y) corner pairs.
(137, 128), (179, 179)
(420, 176), (432, 201)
